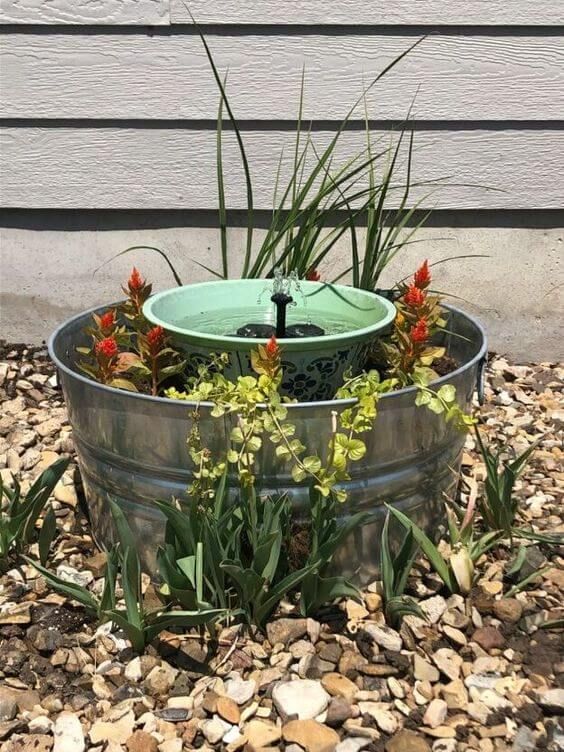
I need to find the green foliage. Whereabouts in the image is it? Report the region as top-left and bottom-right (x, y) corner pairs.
(28, 501), (223, 653)
(386, 503), (501, 595)
(474, 428), (542, 537)
(379, 512), (424, 626)
(157, 477), (369, 629)
(0, 457), (69, 567)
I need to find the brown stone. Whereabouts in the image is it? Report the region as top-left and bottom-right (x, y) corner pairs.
(472, 626), (506, 651)
(266, 618), (308, 647)
(282, 719), (340, 752)
(217, 696), (241, 724)
(492, 599), (523, 624)
(126, 730), (159, 752)
(386, 730), (431, 752)
(321, 672), (358, 703)
(244, 719), (281, 749)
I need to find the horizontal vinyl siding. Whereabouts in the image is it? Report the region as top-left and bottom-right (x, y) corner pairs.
(1, 1), (563, 211)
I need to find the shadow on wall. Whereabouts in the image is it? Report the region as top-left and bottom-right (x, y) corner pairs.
(1, 208), (564, 232)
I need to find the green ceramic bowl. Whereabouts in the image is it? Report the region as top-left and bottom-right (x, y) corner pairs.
(143, 280), (396, 400)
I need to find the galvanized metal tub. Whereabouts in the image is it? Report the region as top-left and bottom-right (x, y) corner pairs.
(49, 304), (486, 585)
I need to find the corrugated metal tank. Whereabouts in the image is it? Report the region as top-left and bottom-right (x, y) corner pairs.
(49, 303), (486, 584)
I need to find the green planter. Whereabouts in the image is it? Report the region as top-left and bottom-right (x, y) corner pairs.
(143, 280), (396, 400)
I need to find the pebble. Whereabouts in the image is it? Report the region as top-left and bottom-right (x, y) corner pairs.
(272, 679), (329, 720)
(283, 719), (340, 752)
(225, 677), (256, 706)
(422, 699), (448, 729)
(126, 730), (159, 752)
(413, 654), (439, 683)
(201, 716), (232, 745)
(472, 626), (506, 651)
(321, 672), (359, 703)
(420, 596), (448, 624)
(53, 712), (85, 752)
(266, 618), (307, 646)
(244, 719), (281, 747)
(362, 623), (402, 652)
(385, 730), (431, 752)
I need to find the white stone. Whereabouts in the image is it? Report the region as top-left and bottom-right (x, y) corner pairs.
(420, 595), (448, 624)
(201, 716), (232, 745)
(272, 679), (330, 720)
(225, 678), (256, 706)
(357, 702), (398, 734)
(53, 712), (85, 752)
(362, 624), (402, 652)
(55, 564), (93, 588)
(336, 738), (371, 752)
(28, 715), (53, 734)
(423, 699), (448, 729)
(124, 656), (143, 682)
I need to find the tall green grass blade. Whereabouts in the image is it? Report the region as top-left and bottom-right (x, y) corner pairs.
(217, 79), (229, 278)
(96, 246), (183, 287)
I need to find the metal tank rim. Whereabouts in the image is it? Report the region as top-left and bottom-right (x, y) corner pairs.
(48, 300), (487, 406)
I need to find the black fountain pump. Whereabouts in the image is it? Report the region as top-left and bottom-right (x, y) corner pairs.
(236, 270), (325, 339)
(271, 290), (293, 338)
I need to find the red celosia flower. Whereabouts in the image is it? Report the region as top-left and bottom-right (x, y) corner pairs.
(147, 325), (165, 354)
(306, 268), (321, 282)
(265, 335), (279, 357)
(413, 259), (431, 289)
(128, 267), (144, 292)
(99, 310), (115, 330)
(403, 284), (426, 308)
(95, 336), (118, 359)
(410, 318), (429, 343)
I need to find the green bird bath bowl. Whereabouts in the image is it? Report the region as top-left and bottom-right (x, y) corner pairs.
(143, 278), (396, 401)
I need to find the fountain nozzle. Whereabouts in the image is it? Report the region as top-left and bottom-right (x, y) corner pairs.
(271, 292), (293, 338)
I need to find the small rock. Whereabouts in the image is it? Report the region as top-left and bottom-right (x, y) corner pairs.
(336, 738), (371, 752)
(28, 716), (53, 734)
(441, 608), (469, 630)
(413, 654), (439, 683)
(217, 696), (240, 724)
(283, 719), (340, 752)
(440, 679), (468, 710)
(126, 730), (158, 752)
(358, 702), (398, 733)
(89, 709), (135, 746)
(159, 740), (182, 752)
(536, 687), (564, 714)
(432, 648), (463, 681)
(422, 699), (448, 729)
(225, 677), (256, 706)
(386, 730), (431, 752)
(512, 726), (537, 752)
(472, 626), (505, 651)
(492, 599), (523, 623)
(124, 657), (143, 682)
(31, 627), (64, 653)
(272, 679), (330, 720)
(321, 672), (359, 703)
(244, 719), (281, 748)
(362, 623), (402, 652)
(420, 596), (448, 624)
(144, 663), (178, 695)
(53, 712), (85, 752)
(55, 565), (93, 589)
(325, 697), (353, 727)
(0, 690), (17, 722)
(201, 716), (232, 745)
(266, 618), (308, 646)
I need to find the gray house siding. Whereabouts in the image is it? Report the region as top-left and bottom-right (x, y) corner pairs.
(0, 0), (563, 356)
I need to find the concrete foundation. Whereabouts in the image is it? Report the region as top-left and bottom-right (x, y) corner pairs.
(1, 210), (562, 362)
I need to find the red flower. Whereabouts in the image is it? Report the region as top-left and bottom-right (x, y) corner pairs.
(95, 336), (118, 359)
(413, 260), (431, 289)
(128, 267), (144, 292)
(147, 325), (165, 354)
(410, 318), (429, 343)
(99, 310), (116, 331)
(403, 284), (426, 308)
(265, 335), (279, 357)
(306, 268), (321, 282)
